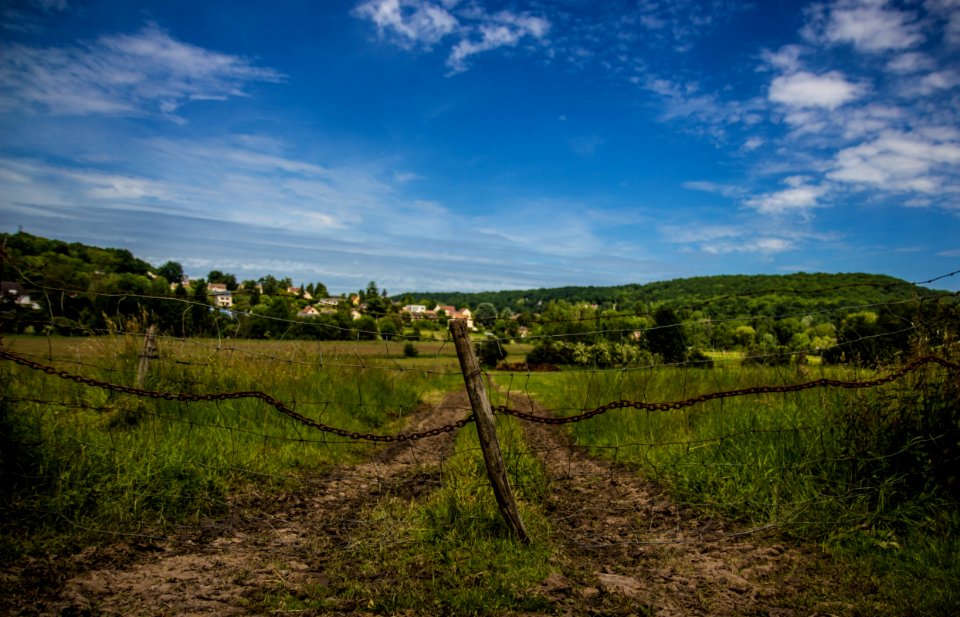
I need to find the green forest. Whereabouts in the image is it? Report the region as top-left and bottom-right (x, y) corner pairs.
(1, 231), (954, 367)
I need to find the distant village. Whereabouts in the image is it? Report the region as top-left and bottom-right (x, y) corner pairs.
(170, 276), (485, 332)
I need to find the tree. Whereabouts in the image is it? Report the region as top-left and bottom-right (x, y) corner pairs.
(378, 319), (399, 340)
(189, 279), (212, 336)
(475, 302), (498, 328)
(207, 270), (238, 291)
(157, 261), (184, 284)
(646, 307), (687, 364)
(476, 339), (508, 367)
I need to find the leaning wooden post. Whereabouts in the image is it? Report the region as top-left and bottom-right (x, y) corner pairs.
(137, 325), (158, 388)
(449, 319), (529, 543)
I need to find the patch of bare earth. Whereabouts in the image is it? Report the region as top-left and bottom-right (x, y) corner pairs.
(5, 392), (472, 617)
(5, 389), (835, 616)
(510, 393), (823, 617)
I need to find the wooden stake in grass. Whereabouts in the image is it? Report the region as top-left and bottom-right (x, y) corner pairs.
(449, 319), (530, 543)
(136, 325), (158, 388)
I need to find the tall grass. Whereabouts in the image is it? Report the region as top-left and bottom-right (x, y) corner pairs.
(496, 359), (960, 614)
(0, 331), (460, 559)
(255, 414), (557, 615)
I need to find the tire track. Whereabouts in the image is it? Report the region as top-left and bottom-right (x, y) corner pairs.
(20, 391), (472, 617)
(509, 393), (820, 617)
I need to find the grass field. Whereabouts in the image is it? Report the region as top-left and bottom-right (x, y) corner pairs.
(492, 360), (960, 614)
(1, 332), (958, 615)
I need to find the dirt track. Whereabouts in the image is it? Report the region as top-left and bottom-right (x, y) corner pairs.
(4, 390), (832, 616)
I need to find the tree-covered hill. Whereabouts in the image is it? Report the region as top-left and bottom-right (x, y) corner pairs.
(400, 271), (946, 319)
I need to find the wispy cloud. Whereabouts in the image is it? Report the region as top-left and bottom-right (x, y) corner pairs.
(828, 128), (960, 194)
(352, 0), (549, 73)
(352, 0), (458, 48)
(744, 176), (829, 216)
(0, 23), (283, 120)
(768, 70), (865, 110)
(682, 180), (747, 199)
(802, 0), (926, 52)
(659, 222), (800, 256)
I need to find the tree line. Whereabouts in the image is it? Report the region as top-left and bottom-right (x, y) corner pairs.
(2, 231), (954, 365)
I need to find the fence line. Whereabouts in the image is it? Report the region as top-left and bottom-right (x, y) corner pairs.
(4, 346), (956, 441)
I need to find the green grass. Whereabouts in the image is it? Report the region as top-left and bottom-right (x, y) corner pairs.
(0, 332), (461, 559)
(252, 415), (558, 615)
(492, 360), (960, 616)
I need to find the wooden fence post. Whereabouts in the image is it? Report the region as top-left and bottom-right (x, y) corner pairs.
(137, 325), (158, 388)
(449, 319), (530, 543)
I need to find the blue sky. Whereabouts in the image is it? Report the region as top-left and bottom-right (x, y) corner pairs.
(1, 0), (958, 294)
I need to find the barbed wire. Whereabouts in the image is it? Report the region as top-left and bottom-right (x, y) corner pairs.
(0, 348), (474, 443)
(4, 346), (956, 448)
(492, 355), (959, 424)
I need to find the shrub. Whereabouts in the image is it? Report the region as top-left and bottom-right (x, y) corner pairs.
(830, 361), (960, 506)
(476, 339), (508, 368)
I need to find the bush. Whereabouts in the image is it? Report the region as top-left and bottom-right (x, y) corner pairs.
(741, 345), (793, 366)
(476, 339), (507, 368)
(525, 340), (654, 368)
(685, 348), (714, 368)
(403, 342), (419, 358)
(831, 361), (960, 506)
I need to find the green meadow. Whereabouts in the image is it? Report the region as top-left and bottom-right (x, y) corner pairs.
(1, 331), (957, 615)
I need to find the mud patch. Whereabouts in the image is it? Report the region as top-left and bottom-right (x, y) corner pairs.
(512, 393), (820, 617)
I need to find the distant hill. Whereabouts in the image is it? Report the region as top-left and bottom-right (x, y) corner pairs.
(398, 272), (947, 319)
(1, 230), (946, 322)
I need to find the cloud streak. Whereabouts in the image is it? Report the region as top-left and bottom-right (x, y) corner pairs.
(0, 23), (283, 120)
(352, 0), (549, 73)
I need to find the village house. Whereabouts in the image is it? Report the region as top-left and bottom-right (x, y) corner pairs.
(428, 305), (475, 329)
(212, 292), (233, 308)
(297, 305), (320, 318)
(1, 282), (40, 309)
(287, 286), (313, 300)
(402, 304), (427, 318)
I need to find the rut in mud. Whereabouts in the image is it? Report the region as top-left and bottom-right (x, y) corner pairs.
(508, 393), (824, 617)
(6, 390), (828, 616)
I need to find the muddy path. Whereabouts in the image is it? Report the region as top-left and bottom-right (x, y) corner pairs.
(6, 392), (472, 617)
(508, 392), (828, 617)
(4, 389), (837, 616)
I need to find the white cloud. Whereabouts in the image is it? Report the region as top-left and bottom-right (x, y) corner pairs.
(745, 176), (829, 215)
(447, 11), (550, 72)
(925, 0), (960, 46)
(804, 0), (925, 52)
(769, 70), (864, 109)
(0, 23), (282, 119)
(886, 51), (935, 73)
(681, 180), (746, 198)
(352, 0), (458, 47)
(352, 1), (549, 73)
(828, 129), (960, 193)
(660, 222), (797, 255)
(659, 223), (740, 244)
(743, 137), (764, 151)
(761, 45), (807, 73)
(914, 69), (960, 94)
(840, 104), (904, 138)
(700, 237), (796, 255)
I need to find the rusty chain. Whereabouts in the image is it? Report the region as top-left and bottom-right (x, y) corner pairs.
(493, 355), (960, 425)
(0, 348), (473, 443)
(3, 348), (958, 436)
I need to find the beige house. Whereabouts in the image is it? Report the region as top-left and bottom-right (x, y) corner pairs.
(430, 305), (474, 329)
(297, 305), (320, 318)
